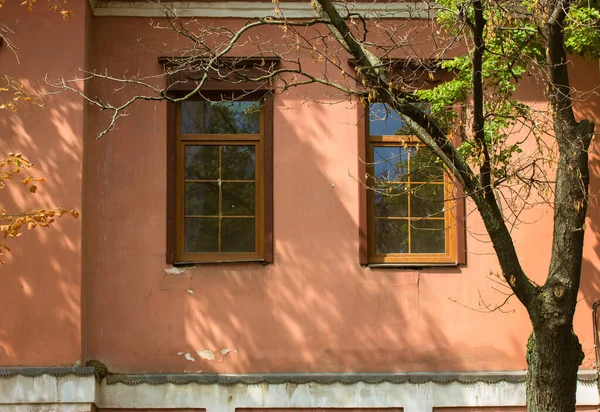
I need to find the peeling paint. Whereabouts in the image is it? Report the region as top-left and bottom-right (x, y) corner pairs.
(165, 266), (195, 275)
(178, 348), (236, 362)
(176, 352), (196, 362)
(196, 350), (215, 360)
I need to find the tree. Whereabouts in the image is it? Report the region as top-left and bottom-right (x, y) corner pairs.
(55, 0), (599, 410)
(0, 1), (78, 264)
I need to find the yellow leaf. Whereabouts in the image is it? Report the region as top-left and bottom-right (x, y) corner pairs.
(69, 210), (80, 218)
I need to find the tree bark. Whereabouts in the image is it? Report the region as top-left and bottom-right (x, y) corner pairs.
(523, 1), (596, 408)
(526, 323), (584, 412)
(524, 116), (593, 411)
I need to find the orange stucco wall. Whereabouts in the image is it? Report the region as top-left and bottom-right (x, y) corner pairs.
(80, 15), (600, 374)
(0, 2), (89, 366)
(433, 408), (598, 412)
(1, 6), (600, 376)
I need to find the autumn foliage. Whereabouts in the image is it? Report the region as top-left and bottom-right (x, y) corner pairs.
(0, 0), (76, 265)
(0, 153), (79, 264)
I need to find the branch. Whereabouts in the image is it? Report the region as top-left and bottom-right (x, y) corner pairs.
(471, 0), (491, 193)
(315, 0), (537, 308)
(540, 0), (594, 322)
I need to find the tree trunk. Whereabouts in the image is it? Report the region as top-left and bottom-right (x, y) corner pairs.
(526, 316), (584, 412)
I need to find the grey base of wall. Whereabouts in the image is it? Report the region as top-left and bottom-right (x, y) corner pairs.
(0, 368), (597, 412)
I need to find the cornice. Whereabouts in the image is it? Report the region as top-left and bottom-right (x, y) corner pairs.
(90, 1), (436, 19)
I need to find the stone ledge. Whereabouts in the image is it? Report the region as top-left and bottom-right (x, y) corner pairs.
(0, 370), (95, 407)
(0, 368), (595, 412)
(97, 372), (600, 412)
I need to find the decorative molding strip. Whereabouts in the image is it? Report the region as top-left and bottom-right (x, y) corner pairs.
(91, 1), (436, 19)
(104, 370), (598, 386)
(0, 367), (95, 378)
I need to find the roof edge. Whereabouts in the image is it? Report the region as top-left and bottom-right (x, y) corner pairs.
(91, 1), (437, 19)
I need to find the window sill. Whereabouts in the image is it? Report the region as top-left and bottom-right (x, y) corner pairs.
(173, 259), (268, 267)
(366, 262), (461, 269)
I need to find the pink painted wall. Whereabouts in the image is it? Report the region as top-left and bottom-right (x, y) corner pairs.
(82, 15), (600, 374)
(0, 7), (592, 374)
(433, 408), (598, 412)
(0, 2), (90, 366)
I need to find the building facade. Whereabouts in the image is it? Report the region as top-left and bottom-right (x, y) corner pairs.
(0, 1), (599, 411)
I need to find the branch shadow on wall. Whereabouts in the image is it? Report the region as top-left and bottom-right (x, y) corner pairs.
(576, 75), (600, 366)
(0, 1), (85, 366)
(82, 14), (526, 377)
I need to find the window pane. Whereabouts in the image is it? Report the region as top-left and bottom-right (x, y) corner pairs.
(181, 101), (260, 134)
(410, 184), (445, 217)
(185, 182), (219, 215)
(375, 219), (408, 254)
(411, 219), (446, 254)
(369, 102), (431, 136)
(410, 147), (444, 183)
(221, 218), (255, 252)
(185, 146), (219, 180)
(373, 146), (409, 182)
(374, 184), (408, 217)
(221, 182), (255, 216)
(369, 103), (410, 135)
(221, 146), (255, 180)
(185, 218), (219, 252)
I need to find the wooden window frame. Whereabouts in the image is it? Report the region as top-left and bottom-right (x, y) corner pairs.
(358, 104), (467, 267)
(167, 92), (274, 264)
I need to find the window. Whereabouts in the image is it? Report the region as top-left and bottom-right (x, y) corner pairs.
(363, 103), (462, 265)
(171, 96), (273, 263)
